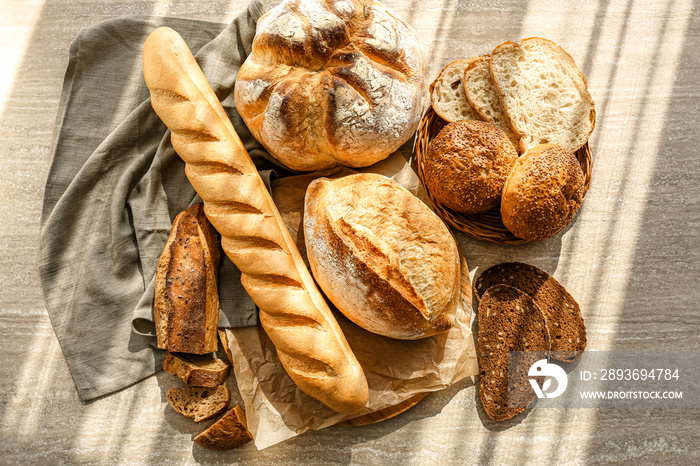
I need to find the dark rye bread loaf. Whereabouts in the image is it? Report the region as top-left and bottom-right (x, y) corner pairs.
(478, 284), (550, 421)
(163, 352), (231, 387)
(194, 404), (253, 451)
(474, 262), (586, 362)
(154, 202), (221, 354)
(167, 385), (230, 422)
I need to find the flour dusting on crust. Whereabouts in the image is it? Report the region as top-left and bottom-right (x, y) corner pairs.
(333, 0), (355, 17)
(260, 10), (306, 44)
(297, 0), (344, 32)
(236, 78), (271, 106)
(331, 56), (413, 152)
(234, 0), (428, 171)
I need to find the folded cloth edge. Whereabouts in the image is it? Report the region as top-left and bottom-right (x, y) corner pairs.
(39, 3), (265, 401)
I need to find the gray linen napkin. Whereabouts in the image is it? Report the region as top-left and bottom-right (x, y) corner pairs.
(39, 2), (278, 401)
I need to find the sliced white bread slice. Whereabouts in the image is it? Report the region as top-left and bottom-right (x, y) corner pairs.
(430, 58), (484, 122)
(463, 56), (520, 150)
(490, 38), (595, 153)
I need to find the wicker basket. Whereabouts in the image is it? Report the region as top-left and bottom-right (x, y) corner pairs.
(415, 107), (593, 245)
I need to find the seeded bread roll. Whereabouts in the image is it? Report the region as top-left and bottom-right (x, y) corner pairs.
(424, 120), (518, 214)
(478, 284), (550, 421)
(430, 58), (484, 122)
(234, 0), (428, 171)
(501, 143), (584, 240)
(474, 262), (586, 362)
(167, 385), (230, 422)
(304, 173), (460, 339)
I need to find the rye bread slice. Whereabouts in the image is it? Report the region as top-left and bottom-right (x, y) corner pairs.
(167, 385), (230, 422)
(194, 404), (252, 450)
(163, 352), (231, 387)
(478, 284), (550, 421)
(474, 262), (586, 362)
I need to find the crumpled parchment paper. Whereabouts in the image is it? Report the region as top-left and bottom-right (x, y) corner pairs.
(226, 150), (479, 449)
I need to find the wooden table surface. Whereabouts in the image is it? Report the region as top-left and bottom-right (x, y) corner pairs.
(2, 0), (699, 464)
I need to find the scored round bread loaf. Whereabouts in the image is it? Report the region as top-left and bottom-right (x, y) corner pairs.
(304, 173), (461, 340)
(474, 262), (586, 362)
(501, 143), (584, 240)
(478, 284), (550, 421)
(234, 0), (427, 171)
(424, 120), (518, 214)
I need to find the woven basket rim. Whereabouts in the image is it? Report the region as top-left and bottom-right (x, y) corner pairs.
(415, 107), (593, 245)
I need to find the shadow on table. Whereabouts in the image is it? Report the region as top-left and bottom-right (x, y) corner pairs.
(6, 0), (700, 463)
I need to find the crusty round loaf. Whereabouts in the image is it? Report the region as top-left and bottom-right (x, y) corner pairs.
(304, 173), (460, 340)
(501, 144), (585, 240)
(424, 120), (518, 214)
(234, 0), (427, 171)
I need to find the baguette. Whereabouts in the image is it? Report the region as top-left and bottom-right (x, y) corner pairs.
(143, 27), (368, 414)
(154, 203), (220, 354)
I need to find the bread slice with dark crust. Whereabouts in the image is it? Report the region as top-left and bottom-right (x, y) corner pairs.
(194, 404), (252, 450)
(478, 284), (550, 421)
(167, 385), (230, 422)
(163, 352), (230, 387)
(475, 262), (586, 362)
